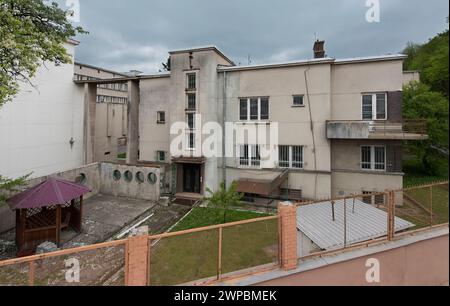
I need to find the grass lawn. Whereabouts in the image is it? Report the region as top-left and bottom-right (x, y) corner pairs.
(149, 207), (278, 286)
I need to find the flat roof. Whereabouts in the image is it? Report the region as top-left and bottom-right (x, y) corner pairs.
(169, 45), (235, 66)
(218, 54), (407, 72)
(74, 61), (130, 77)
(73, 72), (171, 84)
(297, 199), (414, 250)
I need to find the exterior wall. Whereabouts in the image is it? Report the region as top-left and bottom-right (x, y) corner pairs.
(331, 139), (403, 197)
(139, 49), (232, 194)
(0, 42), (85, 179)
(74, 63), (129, 163)
(403, 71), (421, 85)
(100, 163), (161, 201)
(95, 103), (127, 162)
(221, 63), (332, 199)
(331, 60), (404, 121)
(331, 171), (403, 198)
(254, 230), (449, 286)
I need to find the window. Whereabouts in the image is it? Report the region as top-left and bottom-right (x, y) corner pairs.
(187, 132), (195, 150)
(361, 146), (386, 171)
(362, 93), (387, 120)
(187, 94), (196, 110)
(186, 113), (195, 129)
(157, 151), (166, 162)
(239, 145), (261, 167)
(239, 97), (270, 121)
(293, 95), (305, 107)
(187, 73), (196, 90)
(157, 111), (166, 124)
(278, 146), (304, 169)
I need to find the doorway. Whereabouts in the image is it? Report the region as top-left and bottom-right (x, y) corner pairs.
(183, 164), (201, 194)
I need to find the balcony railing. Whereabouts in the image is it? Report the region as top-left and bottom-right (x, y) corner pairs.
(327, 119), (428, 140)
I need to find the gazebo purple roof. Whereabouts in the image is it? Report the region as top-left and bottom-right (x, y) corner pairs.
(8, 177), (91, 210)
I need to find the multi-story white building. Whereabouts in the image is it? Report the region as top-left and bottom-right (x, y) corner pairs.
(76, 42), (428, 204)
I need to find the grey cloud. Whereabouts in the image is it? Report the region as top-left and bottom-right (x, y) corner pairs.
(66, 0), (448, 73)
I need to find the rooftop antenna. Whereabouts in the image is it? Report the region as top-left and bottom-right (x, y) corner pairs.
(248, 54), (252, 65)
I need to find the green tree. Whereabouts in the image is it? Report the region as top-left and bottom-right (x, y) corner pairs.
(0, 174), (30, 207)
(403, 81), (449, 175)
(0, 0), (86, 107)
(203, 182), (244, 223)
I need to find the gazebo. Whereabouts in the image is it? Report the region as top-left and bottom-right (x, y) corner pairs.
(7, 178), (91, 255)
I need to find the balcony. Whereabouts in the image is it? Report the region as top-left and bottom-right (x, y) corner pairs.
(326, 119), (428, 140)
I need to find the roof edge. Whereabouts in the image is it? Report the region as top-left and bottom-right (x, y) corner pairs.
(169, 46), (235, 65)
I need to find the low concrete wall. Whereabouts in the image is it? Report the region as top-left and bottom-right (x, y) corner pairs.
(100, 163), (160, 201)
(254, 228), (449, 286)
(0, 205), (15, 234)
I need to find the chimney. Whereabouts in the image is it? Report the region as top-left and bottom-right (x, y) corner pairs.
(313, 40), (326, 58)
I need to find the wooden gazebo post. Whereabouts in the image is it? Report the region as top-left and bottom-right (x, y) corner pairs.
(56, 205), (62, 247)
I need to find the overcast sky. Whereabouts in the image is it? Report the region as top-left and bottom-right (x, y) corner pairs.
(64, 0), (449, 74)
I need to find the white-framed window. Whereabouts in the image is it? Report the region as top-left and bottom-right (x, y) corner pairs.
(362, 93), (387, 120)
(239, 97), (269, 121)
(278, 145), (304, 169)
(187, 73), (196, 91)
(157, 111), (165, 124)
(239, 145), (261, 167)
(292, 95), (305, 107)
(157, 151), (166, 162)
(187, 93), (196, 110)
(361, 145), (386, 171)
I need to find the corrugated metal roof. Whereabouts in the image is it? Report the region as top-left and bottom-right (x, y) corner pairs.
(296, 199), (414, 250)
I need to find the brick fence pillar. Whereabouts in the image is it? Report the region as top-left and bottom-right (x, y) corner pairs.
(127, 226), (149, 286)
(278, 201), (298, 271)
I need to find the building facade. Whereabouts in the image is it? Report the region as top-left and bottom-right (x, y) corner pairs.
(74, 62), (129, 162)
(77, 44), (427, 203)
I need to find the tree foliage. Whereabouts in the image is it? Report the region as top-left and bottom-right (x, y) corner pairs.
(203, 181), (244, 223)
(402, 21), (449, 175)
(0, 174), (30, 207)
(0, 0), (86, 107)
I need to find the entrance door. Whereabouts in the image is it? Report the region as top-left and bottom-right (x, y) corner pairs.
(183, 164), (201, 194)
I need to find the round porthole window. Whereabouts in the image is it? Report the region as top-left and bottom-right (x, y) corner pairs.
(124, 170), (133, 182)
(136, 171), (145, 183)
(148, 172), (157, 185)
(113, 170), (122, 181)
(75, 173), (87, 184)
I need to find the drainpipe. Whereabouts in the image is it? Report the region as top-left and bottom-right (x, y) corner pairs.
(222, 71), (227, 189)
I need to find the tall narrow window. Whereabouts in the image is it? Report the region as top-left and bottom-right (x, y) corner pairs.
(240, 145), (249, 166)
(187, 113), (195, 129)
(187, 132), (195, 150)
(240, 99), (248, 120)
(374, 146), (386, 170)
(251, 145), (261, 166)
(250, 98), (258, 120)
(292, 146), (303, 169)
(361, 146), (372, 169)
(187, 73), (196, 90)
(376, 94), (386, 120)
(278, 146), (290, 168)
(187, 94), (196, 110)
(260, 98), (269, 120)
(362, 95), (373, 120)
